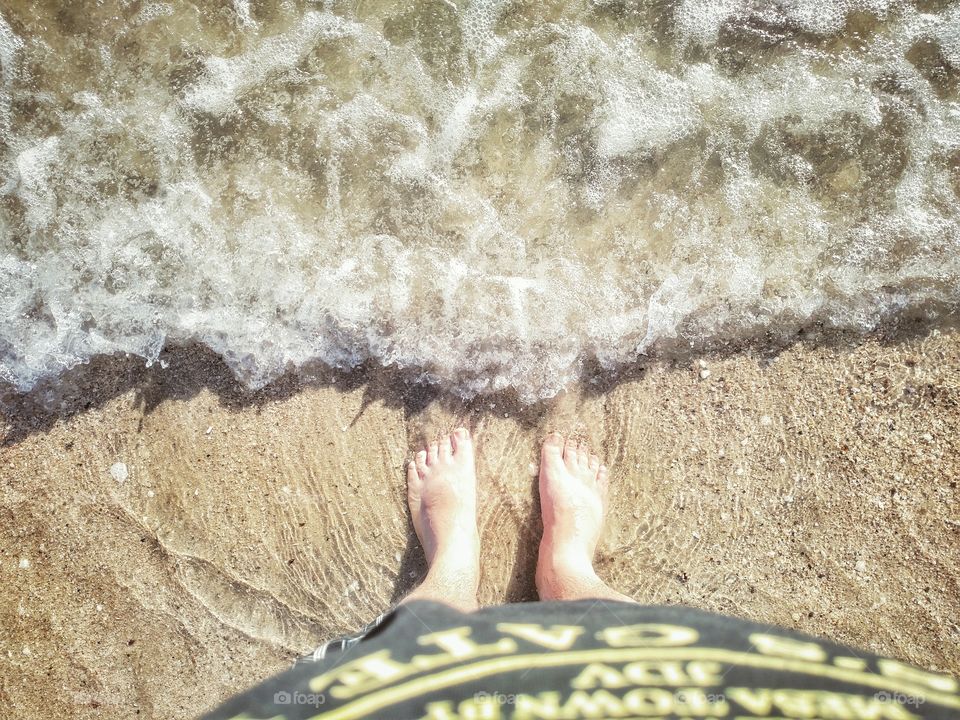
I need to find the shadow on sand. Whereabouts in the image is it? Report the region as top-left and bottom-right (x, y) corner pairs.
(2, 308), (954, 448)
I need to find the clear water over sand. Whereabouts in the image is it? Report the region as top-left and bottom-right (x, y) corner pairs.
(1, 1), (958, 400)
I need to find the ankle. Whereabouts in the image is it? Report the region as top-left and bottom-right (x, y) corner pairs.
(536, 542), (600, 600)
(539, 529), (596, 570)
(428, 531), (480, 571)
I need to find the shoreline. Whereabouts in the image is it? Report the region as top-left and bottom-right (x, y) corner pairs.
(2, 330), (959, 718)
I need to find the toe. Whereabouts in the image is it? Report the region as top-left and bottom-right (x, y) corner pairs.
(589, 454), (600, 473)
(578, 442), (590, 468)
(598, 465), (609, 492)
(564, 437), (579, 466)
(452, 427), (471, 453)
(415, 450), (428, 474)
(427, 440), (439, 464)
(406, 460), (421, 487)
(542, 432), (564, 456)
(439, 434), (453, 460)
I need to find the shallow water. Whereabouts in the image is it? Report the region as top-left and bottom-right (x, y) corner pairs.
(0, 0), (958, 401)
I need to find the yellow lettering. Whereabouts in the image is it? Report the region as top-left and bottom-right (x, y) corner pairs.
(497, 623), (584, 651)
(818, 691), (856, 720)
(877, 659), (958, 693)
(835, 657), (869, 671)
(687, 660), (724, 685)
(570, 663), (627, 690)
(459, 695), (502, 720)
(421, 701), (459, 720)
(309, 649), (408, 698)
(417, 627), (518, 659)
(597, 624), (699, 648)
(729, 689), (923, 720)
(771, 689), (818, 718)
(420, 696), (505, 720)
(560, 689), (626, 719)
(412, 628), (518, 673)
(513, 691), (562, 720)
(622, 687), (676, 715)
(749, 633), (827, 663)
(727, 687), (773, 716)
(623, 660), (691, 685)
(848, 695), (920, 720)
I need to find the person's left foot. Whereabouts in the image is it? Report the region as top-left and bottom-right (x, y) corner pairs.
(407, 428), (481, 583)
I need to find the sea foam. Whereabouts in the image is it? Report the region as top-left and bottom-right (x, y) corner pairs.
(0, 1), (958, 401)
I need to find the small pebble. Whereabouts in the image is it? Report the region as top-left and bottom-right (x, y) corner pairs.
(205, 426), (213, 435)
(22, 647), (31, 656)
(760, 415), (772, 426)
(18, 558), (30, 569)
(110, 462), (128, 483)
(922, 433), (933, 443)
(698, 359), (708, 369)
(699, 369), (711, 380)
(855, 560), (867, 573)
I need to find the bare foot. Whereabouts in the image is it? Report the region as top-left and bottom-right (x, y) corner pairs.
(403, 428), (480, 611)
(536, 433), (631, 602)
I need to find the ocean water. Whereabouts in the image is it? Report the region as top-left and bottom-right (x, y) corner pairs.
(0, 1), (958, 401)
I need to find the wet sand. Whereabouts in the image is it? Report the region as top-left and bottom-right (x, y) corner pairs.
(2, 331), (959, 718)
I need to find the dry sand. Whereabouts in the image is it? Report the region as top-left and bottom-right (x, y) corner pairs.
(2, 330), (959, 718)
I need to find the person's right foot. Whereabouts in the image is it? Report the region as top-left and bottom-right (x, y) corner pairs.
(407, 428), (480, 588)
(535, 433), (611, 600)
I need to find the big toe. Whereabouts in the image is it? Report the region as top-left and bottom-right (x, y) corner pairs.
(542, 432), (564, 457)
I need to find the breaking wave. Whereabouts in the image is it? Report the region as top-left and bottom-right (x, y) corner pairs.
(1, 1), (959, 400)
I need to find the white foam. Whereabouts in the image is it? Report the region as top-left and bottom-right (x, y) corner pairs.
(0, 11), (23, 133)
(13, 136), (60, 230)
(182, 11), (363, 115)
(0, 2), (958, 401)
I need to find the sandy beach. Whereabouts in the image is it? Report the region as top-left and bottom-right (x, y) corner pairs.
(2, 329), (958, 718)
